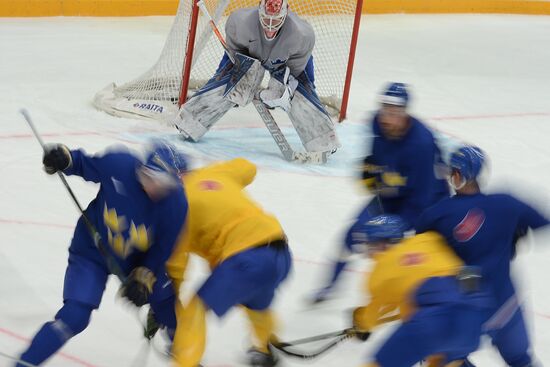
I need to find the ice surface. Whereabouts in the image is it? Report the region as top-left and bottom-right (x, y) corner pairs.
(1, 14), (550, 366)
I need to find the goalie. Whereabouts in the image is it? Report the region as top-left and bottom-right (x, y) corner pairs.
(173, 0), (341, 157)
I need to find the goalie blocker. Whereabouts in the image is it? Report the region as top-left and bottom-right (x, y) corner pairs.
(172, 53), (340, 161)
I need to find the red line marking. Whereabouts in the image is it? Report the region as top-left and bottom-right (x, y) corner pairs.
(0, 327), (100, 367)
(535, 312), (550, 319)
(0, 218), (73, 230)
(2, 111), (550, 141)
(0, 128), (157, 140)
(0, 327), (28, 343)
(2, 218), (548, 322)
(0, 217), (364, 273)
(292, 256), (367, 274)
(428, 111), (550, 121)
(0, 131), (109, 140)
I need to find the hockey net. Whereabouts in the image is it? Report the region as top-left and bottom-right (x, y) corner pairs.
(93, 0), (363, 122)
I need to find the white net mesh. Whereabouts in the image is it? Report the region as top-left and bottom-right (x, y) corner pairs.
(93, 0), (359, 121)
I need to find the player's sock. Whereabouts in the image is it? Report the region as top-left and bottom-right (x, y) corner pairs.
(17, 321), (67, 366)
(149, 295), (178, 340)
(329, 260), (346, 286)
(244, 308), (276, 354)
(172, 296), (207, 367)
(311, 260), (346, 303)
(18, 301), (93, 366)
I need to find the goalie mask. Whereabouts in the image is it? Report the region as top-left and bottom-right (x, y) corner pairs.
(259, 0), (289, 40)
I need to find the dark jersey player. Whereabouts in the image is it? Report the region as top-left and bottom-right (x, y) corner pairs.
(416, 145), (550, 367)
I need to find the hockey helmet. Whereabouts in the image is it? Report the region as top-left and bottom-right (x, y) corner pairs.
(449, 145), (485, 182)
(359, 214), (407, 244)
(379, 82), (409, 107)
(259, 0), (289, 40)
(139, 140), (188, 189)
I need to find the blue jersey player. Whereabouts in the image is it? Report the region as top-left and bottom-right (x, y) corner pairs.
(16, 141), (188, 367)
(312, 83), (449, 303)
(351, 215), (492, 367)
(416, 145), (550, 367)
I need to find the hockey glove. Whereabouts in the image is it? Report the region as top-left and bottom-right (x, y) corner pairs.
(120, 267), (156, 307)
(361, 155), (382, 192)
(260, 67), (298, 113)
(43, 144), (72, 174)
(144, 308), (161, 340)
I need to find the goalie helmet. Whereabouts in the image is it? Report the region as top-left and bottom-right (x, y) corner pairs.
(259, 0), (289, 40)
(379, 82), (409, 107)
(449, 146), (485, 182)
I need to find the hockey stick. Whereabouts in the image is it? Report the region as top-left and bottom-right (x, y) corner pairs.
(19, 108), (127, 282)
(275, 327), (352, 347)
(272, 313), (400, 360)
(272, 329), (355, 360)
(20, 110), (157, 364)
(0, 350), (38, 367)
(195, 0), (327, 164)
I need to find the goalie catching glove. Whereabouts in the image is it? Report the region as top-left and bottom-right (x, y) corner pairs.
(43, 144), (72, 174)
(119, 267), (156, 307)
(259, 67), (298, 113)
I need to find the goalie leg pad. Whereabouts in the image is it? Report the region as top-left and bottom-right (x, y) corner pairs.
(224, 53), (265, 107)
(288, 72), (341, 152)
(173, 73), (235, 141)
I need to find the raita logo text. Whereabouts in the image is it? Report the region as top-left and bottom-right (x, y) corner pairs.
(133, 103), (164, 113)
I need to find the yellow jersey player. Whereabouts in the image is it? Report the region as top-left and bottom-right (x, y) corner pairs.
(350, 215), (492, 367)
(166, 158), (291, 367)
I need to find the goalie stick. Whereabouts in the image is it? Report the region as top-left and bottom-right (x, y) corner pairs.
(195, 0), (328, 164)
(252, 98), (328, 163)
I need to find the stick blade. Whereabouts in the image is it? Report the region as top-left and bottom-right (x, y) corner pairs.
(19, 108), (30, 121)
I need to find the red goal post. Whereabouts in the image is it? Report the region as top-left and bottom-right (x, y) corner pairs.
(94, 0), (363, 122)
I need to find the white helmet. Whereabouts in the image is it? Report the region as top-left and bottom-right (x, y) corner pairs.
(259, 0), (289, 40)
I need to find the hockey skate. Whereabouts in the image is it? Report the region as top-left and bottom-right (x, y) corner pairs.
(247, 345), (278, 367)
(174, 124), (193, 141)
(310, 285), (336, 304)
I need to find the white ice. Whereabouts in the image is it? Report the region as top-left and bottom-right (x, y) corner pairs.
(1, 13), (550, 367)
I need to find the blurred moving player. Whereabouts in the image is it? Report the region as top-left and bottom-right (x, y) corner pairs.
(351, 215), (492, 367)
(312, 82), (449, 302)
(16, 141), (188, 367)
(416, 146), (550, 367)
(174, 0), (340, 156)
(166, 158), (292, 367)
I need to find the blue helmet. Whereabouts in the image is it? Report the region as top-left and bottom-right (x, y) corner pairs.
(144, 140), (188, 178)
(360, 214), (407, 244)
(379, 82), (409, 107)
(449, 146), (485, 182)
